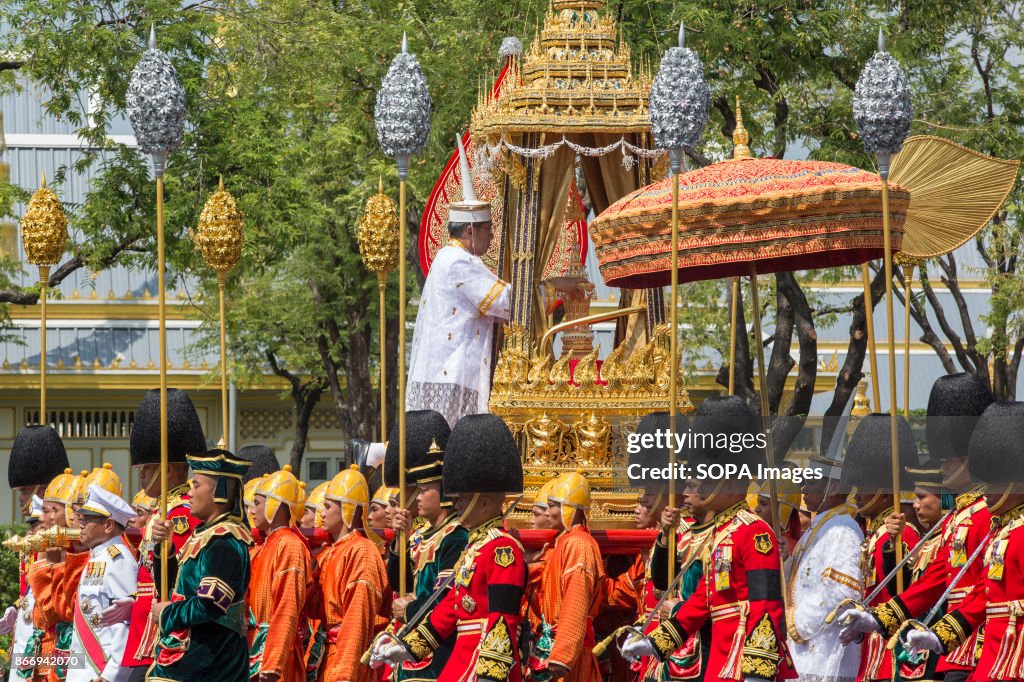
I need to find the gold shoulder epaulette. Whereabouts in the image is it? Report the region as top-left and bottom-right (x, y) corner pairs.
(106, 545), (122, 560)
(737, 509), (761, 526)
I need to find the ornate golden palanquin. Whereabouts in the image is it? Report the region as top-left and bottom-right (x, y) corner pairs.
(465, 1), (693, 525)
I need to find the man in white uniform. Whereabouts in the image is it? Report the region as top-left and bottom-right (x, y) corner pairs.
(67, 484), (138, 682)
(786, 449), (863, 682)
(1, 496), (43, 682)
(356, 135), (580, 467)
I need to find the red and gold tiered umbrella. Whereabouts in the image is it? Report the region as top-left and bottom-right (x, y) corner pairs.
(589, 155), (910, 288)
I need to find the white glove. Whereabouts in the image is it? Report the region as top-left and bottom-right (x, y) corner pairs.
(838, 608), (880, 645)
(100, 597), (135, 626)
(368, 634), (395, 669)
(620, 635), (656, 661)
(0, 605), (17, 636)
(380, 641), (415, 666)
(906, 629), (943, 656)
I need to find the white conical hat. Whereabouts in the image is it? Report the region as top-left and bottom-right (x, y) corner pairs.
(449, 134), (492, 224)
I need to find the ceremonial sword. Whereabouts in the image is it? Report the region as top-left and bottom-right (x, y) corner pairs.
(361, 494), (524, 665)
(593, 546), (690, 658)
(886, 526), (994, 650)
(825, 508), (955, 625)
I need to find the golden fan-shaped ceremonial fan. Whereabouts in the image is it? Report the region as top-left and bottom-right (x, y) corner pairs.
(890, 135), (1020, 259)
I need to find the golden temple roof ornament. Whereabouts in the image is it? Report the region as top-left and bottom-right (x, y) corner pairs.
(471, 0), (652, 137)
(732, 97), (753, 160)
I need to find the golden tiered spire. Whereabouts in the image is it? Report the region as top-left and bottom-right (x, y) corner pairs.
(471, 0), (651, 137)
(732, 96), (753, 160)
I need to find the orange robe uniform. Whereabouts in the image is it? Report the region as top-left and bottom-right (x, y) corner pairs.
(312, 531), (388, 682)
(26, 559), (58, 682)
(248, 525), (313, 682)
(538, 525), (604, 682)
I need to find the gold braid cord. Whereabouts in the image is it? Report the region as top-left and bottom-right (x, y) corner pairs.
(648, 620), (686, 660)
(741, 614), (781, 680)
(475, 618), (515, 681)
(932, 613), (968, 654)
(873, 598), (910, 637)
(402, 622), (440, 662)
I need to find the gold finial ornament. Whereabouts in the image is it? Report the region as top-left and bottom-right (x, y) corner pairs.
(358, 177), (400, 275)
(193, 177), (244, 273)
(732, 97), (752, 160)
(21, 173), (69, 267)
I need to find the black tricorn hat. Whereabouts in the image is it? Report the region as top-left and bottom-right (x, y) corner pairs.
(968, 401), (1024, 484)
(237, 445), (281, 483)
(628, 412), (687, 490)
(8, 425), (70, 489)
(130, 389), (207, 466)
(384, 410), (451, 488)
(688, 395), (763, 469)
(841, 413), (920, 492)
(925, 372), (994, 461)
(443, 414), (522, 495)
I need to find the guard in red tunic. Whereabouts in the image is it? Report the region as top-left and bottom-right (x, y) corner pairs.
(839, 373), (993, 682)
(835, 413), (923, 682)
(120, 389), (207, 682)
(371, 413), (528, 682)
(622, 396), (796, 682)
(904, 401), (1024, 682)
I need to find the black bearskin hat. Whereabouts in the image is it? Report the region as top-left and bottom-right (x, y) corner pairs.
(841, 413), (919, 492)
(384, 410), (451, 488)
(8, 425), (70, 489)
(925, 372), (994, 461)
(238, 445), (281, 483)
(688, 396), (763, 470)
(130, 389), (207, 466)
(628, 412), (687, 491)
(968, 401), (1024, 484)
(443, 414), (522, 495)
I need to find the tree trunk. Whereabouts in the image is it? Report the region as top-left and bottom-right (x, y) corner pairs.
(766, 275), (795, 415)
(716, 280), (757, 405)
(290, 383), (324, 471)
(345, 283), (376, 440)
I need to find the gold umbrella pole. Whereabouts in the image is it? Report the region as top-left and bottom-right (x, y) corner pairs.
(667, 149), (684, 586)
(156, 170), (169, 599)
(902, 262), (913, 417)
(39, 266), (49, 422)
(729, 277), (739, 395)
(378, 272), (388, 439)
(397, 168), (408, 596)
(193, 176), (245, 450)
(748, 266), (789, 609)
(879, 155), (904, 593)
(218, 271), (229, 446)
(862, 263), (881, 411)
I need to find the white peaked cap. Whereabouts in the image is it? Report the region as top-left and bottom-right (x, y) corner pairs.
(80, 484), (137, 528)
(449, 133), (492, 224)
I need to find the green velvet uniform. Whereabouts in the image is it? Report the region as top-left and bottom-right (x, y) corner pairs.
(148, 512), (252, 682)
(388, 516), (468, 682)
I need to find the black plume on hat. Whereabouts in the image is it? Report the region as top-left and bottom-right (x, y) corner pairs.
(8, 425), (70, 489)
(237, 445), (281, 483)
(926, 372), (994, 460)
(130, 389), (207, 466)
(968, 401), (1024, 484)
(443, 413), (522, 495)
(629, 412), (686, 490)
(384, 410), (451, 487)
(841, 413), (920, 492)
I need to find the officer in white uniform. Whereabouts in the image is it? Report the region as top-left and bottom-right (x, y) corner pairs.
(786, 451), (863, 682)
(2, 496), (44, 682)
(68, 484), (138, 682)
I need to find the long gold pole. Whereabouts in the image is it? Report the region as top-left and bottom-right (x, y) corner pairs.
(667, 153), (681, 587)
(880, 162), (903, 593)
(218, 271), (229, 447)
(729, 277), (739, 395)
(397, 174), (408, 596)
(902, 264), (912, 417)
(156, 173), (169, 599)
(378, 272), (388, 441)
(748, 266), (788, 608)
(38, 266), (49, 424)
(861, 263), (881, 411)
